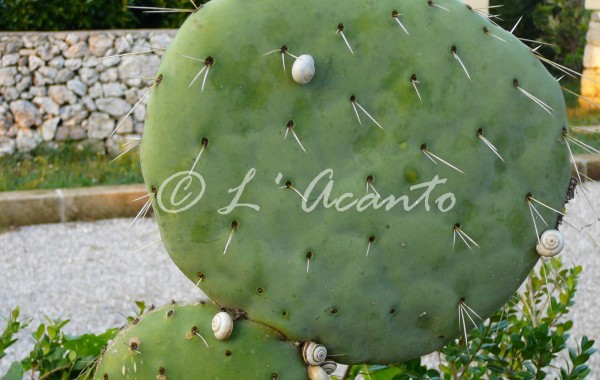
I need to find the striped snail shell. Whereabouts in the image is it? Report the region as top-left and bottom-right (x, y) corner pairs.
(307, 365), (329, 380)
(536, 229), (565, 257)
(211, 311), (234, 341)
(292, 54), (315, 84)
(302, 341), (328, 365)
(321, 361), (337, 375)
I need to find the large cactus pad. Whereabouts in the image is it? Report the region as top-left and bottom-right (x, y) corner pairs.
(140, 0), (571, 363)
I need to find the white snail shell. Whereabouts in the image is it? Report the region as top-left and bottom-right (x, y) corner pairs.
(307, 365), (329, 380)
(321, 361), (337, 375)
(302, 342), (327, 365)
(211, 312), (234, 341)
(292, 54), (315, 84)
(536, 229), (565, 257)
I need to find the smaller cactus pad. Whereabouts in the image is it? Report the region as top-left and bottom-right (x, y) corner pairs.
(93, 302), (307, 379)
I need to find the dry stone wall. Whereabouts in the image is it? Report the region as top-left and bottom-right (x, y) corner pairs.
(0, 30), (175, 156)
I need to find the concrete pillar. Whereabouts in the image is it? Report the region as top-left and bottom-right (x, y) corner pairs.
(582, 1), (600, 108)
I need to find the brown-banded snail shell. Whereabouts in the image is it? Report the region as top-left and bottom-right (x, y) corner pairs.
(321, 361), (337, 375)
(302, 341), (327, 365)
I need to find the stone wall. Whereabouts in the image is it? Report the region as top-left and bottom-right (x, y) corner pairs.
(0, 30), (175, 156)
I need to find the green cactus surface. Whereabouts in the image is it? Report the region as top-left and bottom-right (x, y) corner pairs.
(140, 0), (572, 364)
(93, 302), (307, 379)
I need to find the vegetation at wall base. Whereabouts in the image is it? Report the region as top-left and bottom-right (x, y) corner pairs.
(0, 142), (142, 192)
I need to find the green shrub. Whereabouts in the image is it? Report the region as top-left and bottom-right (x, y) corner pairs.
(346, 261), (596, 379)
(0, 0), (206, 31)
(490, 0), (589, 72)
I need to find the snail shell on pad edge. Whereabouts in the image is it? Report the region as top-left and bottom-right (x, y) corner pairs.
(536, 229), (565, 257)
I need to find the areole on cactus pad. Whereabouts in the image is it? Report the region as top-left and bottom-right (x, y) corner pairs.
(139, 0), (571, 364)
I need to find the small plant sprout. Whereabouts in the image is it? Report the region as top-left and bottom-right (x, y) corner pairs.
(366, 175), (381, 198)
(336, 23), (355, 55)
(483, 26), (506, 43)
(451, 45), (471, 81)
(453, 223), (480, 251)
(476, 128), (505, 162)
(223, 220), (239, 255)
(421, 144), (465, 174)
(189, 137), (210, 175)
(366, 235), (376, 257)
(285, 120), (307, 153)
(428, 0), (450, 12)
(391, 10), (409, 35)
(263, 45), (299, 73)
(110, 74), (162, 137)
(512, 78), (554, 115)
(183, 55), (214, 91)
(411, 74), (422, 101)
(350, 95), (384, 130)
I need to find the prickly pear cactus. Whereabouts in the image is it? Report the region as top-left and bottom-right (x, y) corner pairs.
(93, 302), (307, 379)
(140, 0), (571, 364)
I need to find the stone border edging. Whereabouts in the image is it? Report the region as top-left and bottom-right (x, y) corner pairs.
(0, 184), (147, 227)
(0, 152), (599, 227)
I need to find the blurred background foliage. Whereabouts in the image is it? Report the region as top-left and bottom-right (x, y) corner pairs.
(0, 0), (207, 31)
(490, 0), (590, 71)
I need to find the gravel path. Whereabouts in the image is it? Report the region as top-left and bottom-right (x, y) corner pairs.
(0, 184), (599, 378)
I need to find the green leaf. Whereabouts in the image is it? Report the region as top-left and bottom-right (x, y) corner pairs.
(1, 361), (24, 380)
(47, 325), (56, 341)
(35, 324), (45, 340)
(63, 328), (118, 357)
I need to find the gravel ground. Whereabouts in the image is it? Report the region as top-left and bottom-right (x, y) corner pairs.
(0, 184), (599, 378)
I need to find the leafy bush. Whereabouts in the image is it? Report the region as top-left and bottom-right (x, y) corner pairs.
(0, 0), (206, 31)
(344, 261), (596, 379)
(489, 0), (589, 72)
